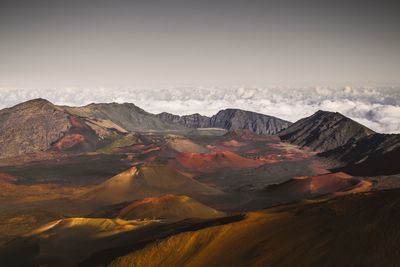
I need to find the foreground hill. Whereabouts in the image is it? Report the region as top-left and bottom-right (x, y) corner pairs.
(158, 109), (292, 134)
(278, 110), (374, 152)
(107, 189), (400, 267)
(0, 214), (239, 267)
(0, 217), (160, 266)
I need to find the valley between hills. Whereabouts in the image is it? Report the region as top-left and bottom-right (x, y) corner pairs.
(0, 98), (400, 267)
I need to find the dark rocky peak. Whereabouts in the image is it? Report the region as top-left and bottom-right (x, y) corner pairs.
(278, 110), (375, 152)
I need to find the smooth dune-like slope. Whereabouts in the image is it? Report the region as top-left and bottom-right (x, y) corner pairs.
(83, 165), (221, 204)
(108, 189), (400, 267)
(0, 217), (160, 267)
(118, 194), (226, 221)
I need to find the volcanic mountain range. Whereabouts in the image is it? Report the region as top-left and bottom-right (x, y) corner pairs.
(1, 98), (398, 174)
(0, 98), (290, 159)
(1, 98), (400, 267)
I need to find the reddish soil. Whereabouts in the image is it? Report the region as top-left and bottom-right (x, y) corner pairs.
(55, 134), (85, 151)
(222, 140), (245, 147)
(266, 172), (369, 199)
(69, 116), (89, 129)
(176, 150), (262, 172)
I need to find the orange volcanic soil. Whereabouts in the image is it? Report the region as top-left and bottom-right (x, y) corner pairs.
(253, 143), (314, 164)
(222, 140), (245, 147)
(176, 150), (262, 172)
(68, 116), (89, 129)
(55, 134), (85, 151)
(266, 172), (371, 198)
(106, 189), (400, 267)
(118, 194), (226, 221)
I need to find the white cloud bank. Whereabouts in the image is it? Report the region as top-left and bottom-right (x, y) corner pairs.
(0, 86), (399, 134)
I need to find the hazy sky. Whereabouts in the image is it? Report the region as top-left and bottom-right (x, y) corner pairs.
(1, 0), (400, 86)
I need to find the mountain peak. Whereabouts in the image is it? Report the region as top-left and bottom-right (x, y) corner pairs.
(279, 110), (374, 152)
(14, 98), (55, 108)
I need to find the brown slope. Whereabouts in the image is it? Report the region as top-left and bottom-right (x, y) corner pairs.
(107, 189), (400, 267)
(278, 110), (374, 152)
(118, 194), (226, 221)
(83, 165), (222, 204)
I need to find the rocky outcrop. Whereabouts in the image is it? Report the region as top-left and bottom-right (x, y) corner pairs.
(157, 112), (211, 128)
(158, 109), (292, 135)
(210, 109), (291, 134)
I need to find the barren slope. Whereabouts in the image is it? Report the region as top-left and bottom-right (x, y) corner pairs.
(108, 189), (400, 267)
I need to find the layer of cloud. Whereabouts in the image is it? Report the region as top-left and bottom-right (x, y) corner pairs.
(0, 87), (399, 133)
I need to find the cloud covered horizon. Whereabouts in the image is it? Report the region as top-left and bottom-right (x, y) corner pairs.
(1, 87), (399, 134)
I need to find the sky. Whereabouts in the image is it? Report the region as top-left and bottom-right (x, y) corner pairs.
(0, 1), (399, 133)
(0, 0), (399, 86)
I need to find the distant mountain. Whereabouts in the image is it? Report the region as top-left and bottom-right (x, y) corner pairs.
(278, 110), (375, 152)
(0, 99), (192, 158)
(320, 133), (400, 175)
(158, 108), (292, 134)
(0, 99), (125, 158)
(157, 112), (211, 128)
(0, 99), (70, 158)
(64, 102), (187, 132)
(211, 109), (292, 134)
